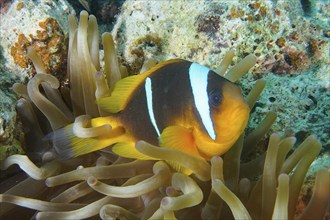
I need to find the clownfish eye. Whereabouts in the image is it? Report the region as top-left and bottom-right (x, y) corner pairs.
(209, 89), (222, 106)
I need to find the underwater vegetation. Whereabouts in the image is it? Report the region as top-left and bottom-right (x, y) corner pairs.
(0, 10), (329, 220)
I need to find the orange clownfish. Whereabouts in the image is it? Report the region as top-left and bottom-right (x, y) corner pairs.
(54, 59), (249, 166)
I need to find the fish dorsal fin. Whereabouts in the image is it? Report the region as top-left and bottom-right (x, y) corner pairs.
(97, 74), (146, 113)
(159, 126), (201, 175)
(112, 142), (156, 160)
(97, 59), (184, 113)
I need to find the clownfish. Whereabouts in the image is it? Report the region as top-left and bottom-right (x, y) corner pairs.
(54, 59), (249, 170)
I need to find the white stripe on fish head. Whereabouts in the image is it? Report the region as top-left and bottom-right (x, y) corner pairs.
(189, 63), (216, 140)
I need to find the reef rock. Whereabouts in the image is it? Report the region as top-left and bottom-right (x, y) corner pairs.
(0, 0), (74, 161)
(0, 0), (74, 81)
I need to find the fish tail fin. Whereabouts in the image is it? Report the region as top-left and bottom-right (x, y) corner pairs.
(50, 116), (127, 159)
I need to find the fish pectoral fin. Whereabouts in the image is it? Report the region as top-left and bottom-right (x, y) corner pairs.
(112, 142), (156, 160)
(159, 126), (200, 156)
(96, 73), (147, 113)
(159, 126), (201, 175)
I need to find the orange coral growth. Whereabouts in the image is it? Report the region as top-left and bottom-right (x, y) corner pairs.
(228, 7), (244, 19)
(259, 6), (267, 16)
(10, 34), (30, 68)
(284, 48), (310, 71)
(276, 37), (286, 48)
(10, 18), (67, 80)
(246, 2), (267, 21)
(274, 8), (281, 16)
(307, 39), (326, 58)
(16, 2), (24, 11)
(129, 34), (162, 73)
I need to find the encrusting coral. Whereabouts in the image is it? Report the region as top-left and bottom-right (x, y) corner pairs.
(0, 11), (329, 220)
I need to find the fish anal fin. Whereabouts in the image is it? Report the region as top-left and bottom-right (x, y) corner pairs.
(112, 142), (156, 160)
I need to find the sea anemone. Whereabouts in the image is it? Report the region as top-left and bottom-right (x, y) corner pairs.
(1, 11), (329, 220)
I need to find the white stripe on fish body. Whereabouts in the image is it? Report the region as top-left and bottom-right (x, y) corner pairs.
(189, 63), (216, 140)
(145, 77), (161, 136)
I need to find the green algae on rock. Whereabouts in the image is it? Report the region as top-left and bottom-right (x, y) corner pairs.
(0, 64), (23, 162)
